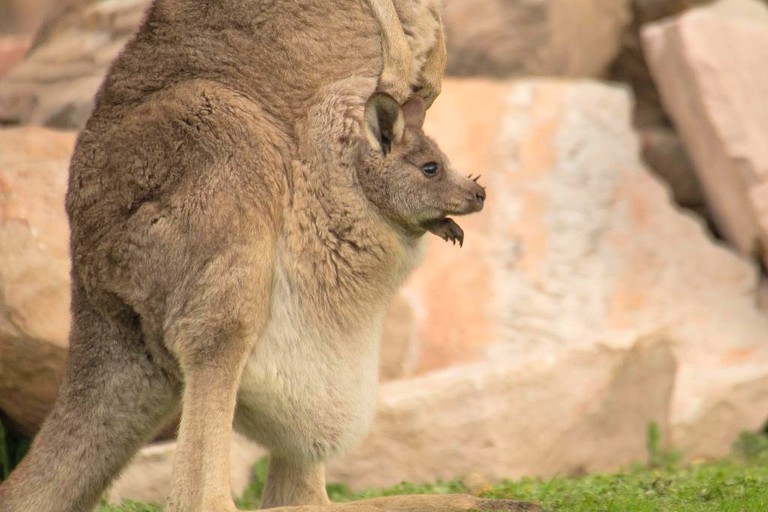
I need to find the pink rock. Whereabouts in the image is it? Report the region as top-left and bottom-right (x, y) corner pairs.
(0, 36), (31, 78)
(0, 126), (75, 436)
(609, 0), (714, 127)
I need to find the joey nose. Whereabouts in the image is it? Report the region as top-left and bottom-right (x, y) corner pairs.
(469, 181), (486, 211)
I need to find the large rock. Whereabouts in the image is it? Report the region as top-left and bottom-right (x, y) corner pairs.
(0, 127), (74, 436)
(0, 0), (147, 129)
(443, 0), (630, 78)
(642, 0), (768, 264)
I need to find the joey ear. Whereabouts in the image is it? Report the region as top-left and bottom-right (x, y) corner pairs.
(364, 93), (404, 155)
(402, 96), (426, 129)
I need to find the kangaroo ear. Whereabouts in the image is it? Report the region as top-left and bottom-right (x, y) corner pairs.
(364, 93), (404, 156)
(402, 96), (426, 129)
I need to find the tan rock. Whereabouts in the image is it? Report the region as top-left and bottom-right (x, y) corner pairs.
(642, 0), (768, 260)
(0, 36), (31, 78)
(0, 0), (56, 36)
(0, 0), (147, 128)
(0, 126), (75, 436)
(443, 0), (631, 78)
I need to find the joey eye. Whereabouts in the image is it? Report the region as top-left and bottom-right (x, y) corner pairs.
(421, 162), (439, 177)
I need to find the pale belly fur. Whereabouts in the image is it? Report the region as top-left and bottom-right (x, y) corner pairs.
(234, 265), (384, 463)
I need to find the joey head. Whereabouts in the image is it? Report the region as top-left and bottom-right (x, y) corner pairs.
(359, 93), (486, 247)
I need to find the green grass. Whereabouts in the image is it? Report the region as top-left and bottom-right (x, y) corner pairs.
(96, 430), (768, 512)
(483, 461), (768, 511)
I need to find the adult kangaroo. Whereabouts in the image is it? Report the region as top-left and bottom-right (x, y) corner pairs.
(0, 1), (538, 511)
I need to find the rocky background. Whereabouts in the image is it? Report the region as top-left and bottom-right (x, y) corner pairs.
(2, 0), (768, 504)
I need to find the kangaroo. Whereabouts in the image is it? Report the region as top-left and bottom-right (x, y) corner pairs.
(0, 1), (539, 511)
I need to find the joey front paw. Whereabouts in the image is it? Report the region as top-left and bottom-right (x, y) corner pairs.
(425, 217), (464, 247)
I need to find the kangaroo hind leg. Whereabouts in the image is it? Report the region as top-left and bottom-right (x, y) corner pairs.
(165, 246), (275, 512)
(0, 285), (181, 512)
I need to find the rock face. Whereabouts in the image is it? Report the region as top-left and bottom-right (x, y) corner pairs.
(0, 127), (75, 436)
(642, 0), (768, 263)
(0, 0), (147, 129)
(443, 0), (630, 78)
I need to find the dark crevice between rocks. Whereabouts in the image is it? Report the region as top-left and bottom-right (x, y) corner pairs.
(607, 0), (724, 244)
(0, 410), (31, 482)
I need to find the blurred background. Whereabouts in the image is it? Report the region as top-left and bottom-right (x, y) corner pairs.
(1, 0), (768, 505)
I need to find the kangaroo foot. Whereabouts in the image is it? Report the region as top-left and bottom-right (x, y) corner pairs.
(261, 494), (542, 512)
(348, 494), (542, 511)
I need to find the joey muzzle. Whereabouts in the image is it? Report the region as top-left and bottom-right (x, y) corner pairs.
(425, 174), (486, 247)
(464, 173), (486, 213)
